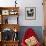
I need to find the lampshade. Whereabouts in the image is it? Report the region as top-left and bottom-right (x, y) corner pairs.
(13, 28), (17, 32)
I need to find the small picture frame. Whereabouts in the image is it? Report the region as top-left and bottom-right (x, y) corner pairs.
(2, 10), (9, 15)
(25, 7), (36, 20)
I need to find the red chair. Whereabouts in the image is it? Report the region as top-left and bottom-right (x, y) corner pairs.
(21, 28), (41, 46)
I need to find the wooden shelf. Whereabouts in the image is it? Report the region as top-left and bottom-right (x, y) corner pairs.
(0, 7), (19, 10)
(0, 7), (20, 46)
(0, 7), (19, 16)
(1, 40), (19, 46)
(2, 40), (19, 42)
(0, 24), (20, 32)
(0, 7), (19, 24)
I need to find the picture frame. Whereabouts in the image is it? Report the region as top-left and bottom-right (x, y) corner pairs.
(2, 10), (9, 15)
(25, 7), (36, 20)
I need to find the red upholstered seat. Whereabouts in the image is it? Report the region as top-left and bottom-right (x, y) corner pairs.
(21, 28), (41, 46)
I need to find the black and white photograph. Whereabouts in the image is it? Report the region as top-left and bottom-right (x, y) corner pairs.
(25, 7), (36, 20)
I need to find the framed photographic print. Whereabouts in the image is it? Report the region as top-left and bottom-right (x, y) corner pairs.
(2, 10), (9, 15)
(25, 7), (36, 20)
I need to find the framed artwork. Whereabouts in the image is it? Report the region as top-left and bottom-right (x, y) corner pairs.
(2, 10), (9, 15)
(25, 7), (36, 20)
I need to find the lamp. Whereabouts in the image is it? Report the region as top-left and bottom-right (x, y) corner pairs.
(14, 28), (17, 32)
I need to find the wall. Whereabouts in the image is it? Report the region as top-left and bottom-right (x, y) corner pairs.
(0, 0), (44, 26)
(18, 0), (44, 26)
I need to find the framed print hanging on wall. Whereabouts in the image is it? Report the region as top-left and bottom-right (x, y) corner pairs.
(25, 7), (36, 20)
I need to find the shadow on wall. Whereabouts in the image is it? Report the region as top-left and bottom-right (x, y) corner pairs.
(18, 26), (43, 44)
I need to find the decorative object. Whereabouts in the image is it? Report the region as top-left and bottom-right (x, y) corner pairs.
(14, 28), (17, 32)
(2, 10), (9, 15)
(9, 10), (18, 15)
(25, 7), (36, 20)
